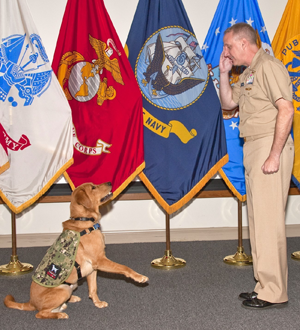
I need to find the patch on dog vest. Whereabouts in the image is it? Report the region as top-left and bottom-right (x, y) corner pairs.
(32, 230), (80, 287)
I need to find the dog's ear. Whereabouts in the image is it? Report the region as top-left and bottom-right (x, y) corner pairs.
(75, 189), (93, 210)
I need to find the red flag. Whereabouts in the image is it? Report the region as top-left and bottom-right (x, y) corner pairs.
(52, 0), (144, 196)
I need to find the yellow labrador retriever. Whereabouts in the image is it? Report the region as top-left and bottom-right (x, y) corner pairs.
(4, 182), (148, 319)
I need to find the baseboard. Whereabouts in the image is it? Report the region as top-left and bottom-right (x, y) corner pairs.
(1, 224), (300, 248)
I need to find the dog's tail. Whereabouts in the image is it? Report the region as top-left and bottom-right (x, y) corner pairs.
(4, 295), (36, 311)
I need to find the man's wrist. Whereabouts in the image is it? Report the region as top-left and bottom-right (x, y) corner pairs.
(220, 70), (230, 75)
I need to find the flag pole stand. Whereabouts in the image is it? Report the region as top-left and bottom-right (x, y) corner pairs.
(223, 200), (252, 266)
(0, 211), (33, 276)
(291, 251), (300, 260)
(151, 211), (186, 269)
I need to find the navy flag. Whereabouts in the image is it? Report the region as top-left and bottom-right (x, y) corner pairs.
(202, 0), (273, 201)
(125, 0), (228, 214)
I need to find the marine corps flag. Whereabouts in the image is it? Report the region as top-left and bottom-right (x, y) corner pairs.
(272, 0), (300, 189)
(126, 0), (228, 214)
(0, 0), (73, 213)
(52, 0), (145, 196)
(202, 0), (273, 201)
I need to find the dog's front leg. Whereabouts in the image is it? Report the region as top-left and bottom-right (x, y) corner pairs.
(86, 270), (108, 308)
(98, 257), (149, 283)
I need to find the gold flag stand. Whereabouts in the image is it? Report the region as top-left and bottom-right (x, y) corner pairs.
(291, 251), (300, 260)
(0, 211), (33, 276)
(223, 200), (252, 266)
(151, 211), (186, 269)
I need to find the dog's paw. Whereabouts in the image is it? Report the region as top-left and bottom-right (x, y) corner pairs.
(35, 311), (69, 319)
(52, 304), (67, 313)
(133, 274), (149, 283)
(94, 301), (108, 309)
(69, 295), (81, 303)
(61, 303), (68, 311)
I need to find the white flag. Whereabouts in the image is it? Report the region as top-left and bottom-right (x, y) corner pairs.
(0, 0), (73, 213)
(0, 123), (9, 174)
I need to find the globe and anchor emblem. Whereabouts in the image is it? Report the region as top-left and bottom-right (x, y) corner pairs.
(57, 35), (123, 106)
(68, 61), (101, 102)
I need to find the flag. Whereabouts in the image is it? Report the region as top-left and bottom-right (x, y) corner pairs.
(0, 0), (73, 213)
(125, 0), (228, 214)
(202, 0), (273, 201)
(272, 0), (300, 189)
(52, 0), (145, 197)
(0, 124), (9, 174)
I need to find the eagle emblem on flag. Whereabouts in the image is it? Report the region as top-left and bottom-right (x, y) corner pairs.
(136, 27), (205, 109)
(0, 34), (51, 107)
(284, 49), (300, 107)
(134, 26), (208, 144)
(141, 33), (204, 98)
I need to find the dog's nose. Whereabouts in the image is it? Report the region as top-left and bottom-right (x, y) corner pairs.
(107, 182), (112, 186)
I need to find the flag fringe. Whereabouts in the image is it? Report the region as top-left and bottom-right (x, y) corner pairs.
(218, 169), (247, 202)
(0, 162), (10, 175)
(0, 158), (74, 214)
(112, 162), (146, 199)
(64, 162), (146, 198)
(63, 171), (75, 191)
(139, 154), (229, 215)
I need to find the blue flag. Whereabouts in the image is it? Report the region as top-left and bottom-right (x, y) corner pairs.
(202, 0), (273, 201)
(125, 0), (228, 214)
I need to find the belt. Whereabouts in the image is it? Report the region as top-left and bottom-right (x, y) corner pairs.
(243, 133), (273, 143)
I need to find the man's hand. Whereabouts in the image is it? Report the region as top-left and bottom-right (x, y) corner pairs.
(219, 50), (237, 110)
(261, 155), (280, 174)
(219, 51), (233, 74)
(261, 98), (294, 175)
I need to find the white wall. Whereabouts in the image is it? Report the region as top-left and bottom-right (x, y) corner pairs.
(2, 0), (299, 239)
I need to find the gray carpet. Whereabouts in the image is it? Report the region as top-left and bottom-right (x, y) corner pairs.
(1, 238), (300, 329)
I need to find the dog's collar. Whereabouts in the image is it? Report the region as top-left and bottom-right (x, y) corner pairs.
(70, 217), (95, 222)
(80, 223), (100, 237)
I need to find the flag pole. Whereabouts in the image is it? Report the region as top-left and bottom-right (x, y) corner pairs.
(151, 211), (186, 269)
(0, 210), (33, 275)
(223, 200), (252, 265)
